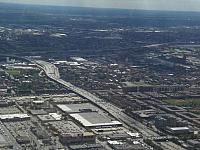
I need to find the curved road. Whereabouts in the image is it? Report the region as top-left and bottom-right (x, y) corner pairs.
(32, 60), (160, 137)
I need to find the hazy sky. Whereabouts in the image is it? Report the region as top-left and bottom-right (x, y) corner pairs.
(0, 0), (200, 12)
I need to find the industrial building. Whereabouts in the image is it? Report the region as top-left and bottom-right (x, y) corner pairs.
(46, 121), (96, 144)
(167, 127), (192, 135)
(108, 140), (145, 150)
(0, 114), (30, 122)
(37, 113), (62, 122)
(57, 103), (99, 114)
(70, 112), (122, 128)
(0, 133), (12, 149)
(122, 82), (185, 93)
(155, 115), (177, 129)
(68, 143), (104, 150)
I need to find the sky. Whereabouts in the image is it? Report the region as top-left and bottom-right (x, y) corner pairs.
(0, 0), (200, 12)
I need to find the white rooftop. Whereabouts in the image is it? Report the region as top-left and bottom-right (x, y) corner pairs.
(70, 112), (122, 127)
(169, 127), (190, 131)
(0, 114), (30, 120)
(57, 103), (99, 113)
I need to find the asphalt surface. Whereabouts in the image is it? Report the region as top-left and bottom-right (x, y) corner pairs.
(33, 60), (159, 137)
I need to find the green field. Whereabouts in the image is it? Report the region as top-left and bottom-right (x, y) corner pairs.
(163, 99), (200, 108)
(6, 69), (21, 76)
(164, 98), (200, 114)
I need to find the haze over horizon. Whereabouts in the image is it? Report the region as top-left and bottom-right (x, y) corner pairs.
(0, 0), (200, 12)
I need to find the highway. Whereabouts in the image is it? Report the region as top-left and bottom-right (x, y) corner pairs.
(32, 60), (160, 137)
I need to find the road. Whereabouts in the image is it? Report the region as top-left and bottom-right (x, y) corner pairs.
(32, 60), (159, 138)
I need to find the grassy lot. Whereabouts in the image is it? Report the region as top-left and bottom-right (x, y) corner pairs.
(164, 98), (200, 114)
(163, 99), (200, 108)
(6, 69), (21, 76)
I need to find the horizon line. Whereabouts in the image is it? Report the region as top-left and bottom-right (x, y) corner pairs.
(1, 2), (200, 14)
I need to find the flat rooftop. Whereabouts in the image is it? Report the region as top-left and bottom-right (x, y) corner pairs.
(69, 143), (103, 150)
(0, 106), (22, 115)
(70, 112), (122, 128)
(37, 113), (62, 122)
(0, 120), (21, 148)
(71, 57), (88, 62)
(52, 96), (87, 104)
(0, 114), (30, 121)
(122, 81), (150, 87)
(0, 134), (9, 147)
(57, 103), (99, 114)
(47, 121), (86, 135)
(0, 134), (6, 143)
(169, 127), (190, 131)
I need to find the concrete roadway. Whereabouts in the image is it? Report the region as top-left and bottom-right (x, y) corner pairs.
(31, 59), (188, 150)
(32, 60), (159, 138)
